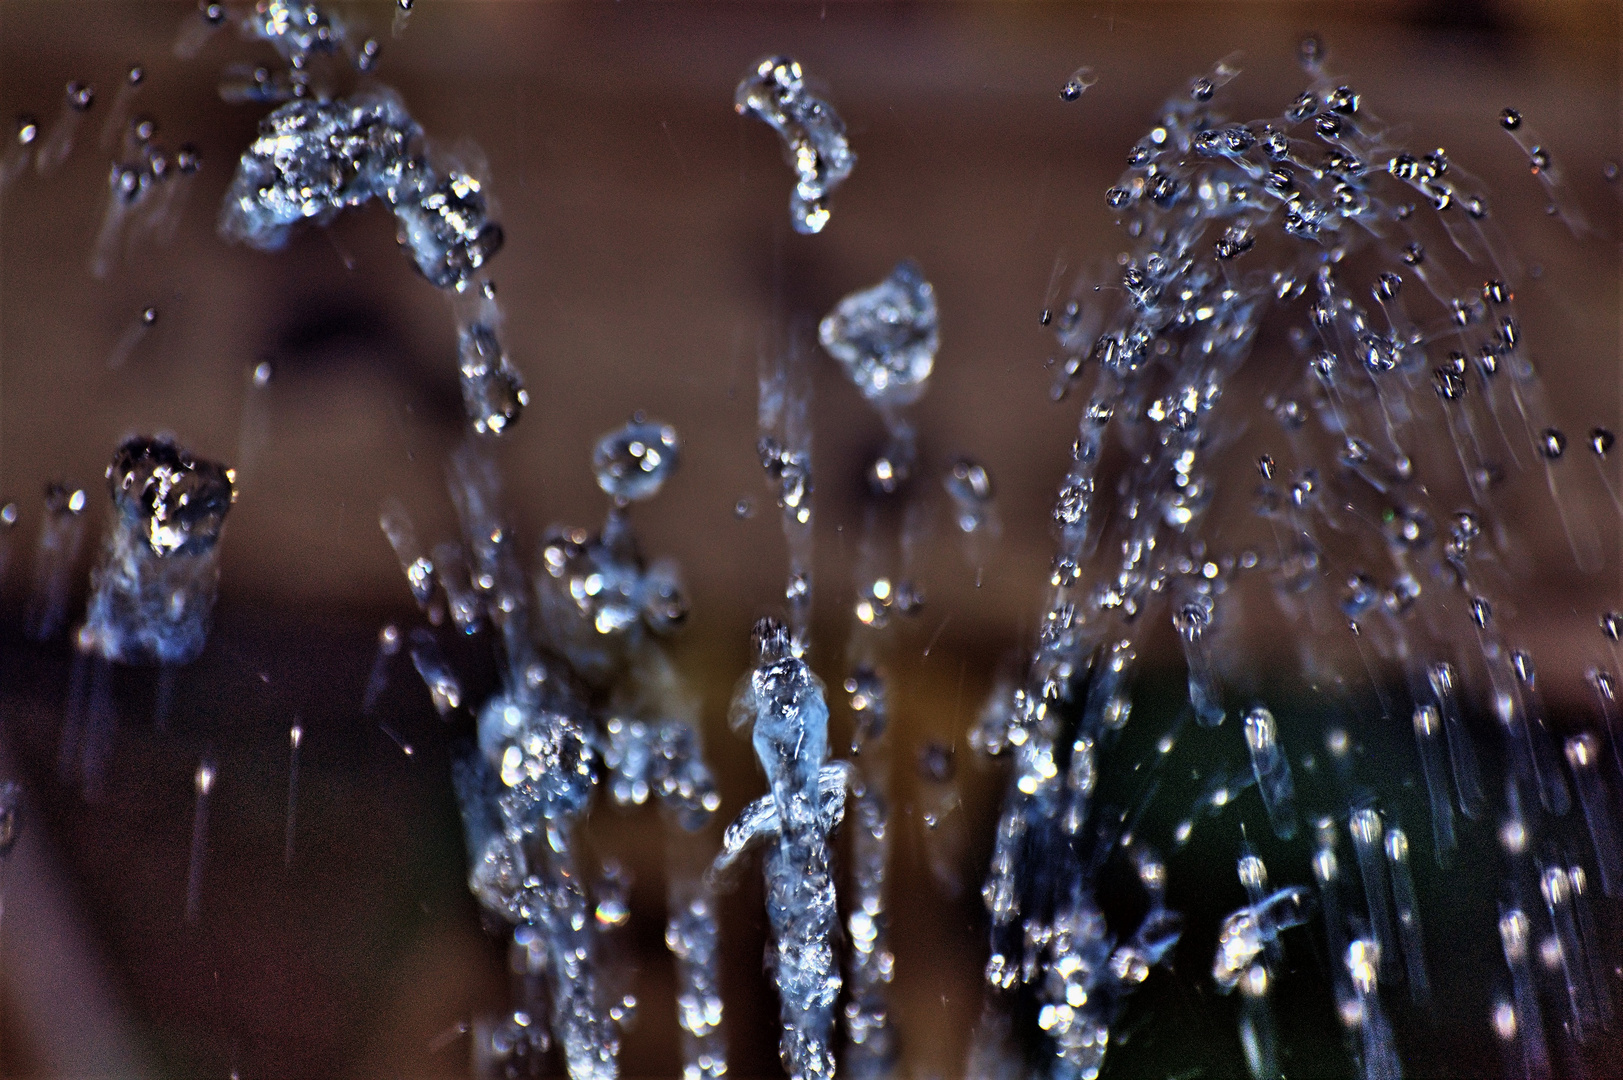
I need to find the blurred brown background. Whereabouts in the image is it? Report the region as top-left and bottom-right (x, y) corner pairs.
(0, 1), (1618, 1077)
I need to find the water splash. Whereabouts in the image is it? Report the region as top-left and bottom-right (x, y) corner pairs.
(736, 56), (855, 235)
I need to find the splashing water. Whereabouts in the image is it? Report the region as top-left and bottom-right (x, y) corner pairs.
(85, 436), (236, 666)
(2, 12), (1621, 1080)
(736, 56), (855, 235)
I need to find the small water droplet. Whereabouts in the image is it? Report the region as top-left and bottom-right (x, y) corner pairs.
(1298, 34), (1324, 69)
(66, 81), (95, 111)
(734, 497), (753, 519)
(1060, 66), (1097, 102)
(1257, 454), (1275, 480)
(252, 361), (273, 387)
(1589, 427), (1615, 457)
(1500, 107), (1522, 131)
(917, 740), (954, 783)
(1538, 427), (1567, 460)
(140, 305), (158, 326)
(1601, 612), (1623, 642)
(1470, 596), (1492, 628)
(593, 420), (680, 502)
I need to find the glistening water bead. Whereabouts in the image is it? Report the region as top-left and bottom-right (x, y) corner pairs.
(819, 260), (940, 408)
(84, 436), (236, 665)
(594, 421), (680, 503)
(735, 56), (855, 235)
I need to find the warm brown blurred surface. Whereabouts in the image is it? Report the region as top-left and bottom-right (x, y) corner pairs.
(0, 1), (1619, 1078)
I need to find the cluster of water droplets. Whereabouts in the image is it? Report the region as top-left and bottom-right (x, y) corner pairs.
(970, 35), (1623, 1080)
(5, 17), (1622, 1080)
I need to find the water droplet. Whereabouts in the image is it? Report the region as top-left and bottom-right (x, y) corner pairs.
(1528, 146), (1551, 174)
(1298, 33), (1325, 69)
(944, 457), (994, 525)
(593, 420), (680, 502)
(1401, 242), (1424, 265)
(1601, 612), (1622, 641)
(457, 324), (525, 437)
(1433, 368), (1465, 401)
(1060, 66), (1097, 102)
(66, 81), (95, 111)
(252, 361), (273, 387)
(1589, 427), (1614, 457)
(15, 114), (38, 146)
(1538, 427), (1567, 460)
(202, 2), (227, 26)
(1470, 596), (1492, 628)
(1500, 107), (1522, 130)
(819, 260), (939, 408)
(734, 497), (753, 519)
(917, 740), (953, 783)
(1257, 454), (1275, 480)
(1040, 308), (1052, 326)
(1326, 85), (1359, 114)
(735, 56), (854, 234)
(140, 305), (158, 326)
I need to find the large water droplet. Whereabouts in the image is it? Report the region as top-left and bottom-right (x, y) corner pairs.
(593, 420), (680, 503)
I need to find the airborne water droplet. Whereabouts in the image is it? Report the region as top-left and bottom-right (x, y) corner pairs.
(1589, 427), (1615, 457)
(1060, 66), (1097, 102)
(593, 419), (680, 502)
(1538, 428), (1567, 460)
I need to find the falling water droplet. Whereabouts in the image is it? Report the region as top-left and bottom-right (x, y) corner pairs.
(1500, 107), (1522, 131)
(819, 260), (939, 408)
(1257, 454), (1275, 480)
(1060, 66), (1097, 102)
(1538, 428), (1567, 460)
(1589, 427), (1614, 457)
(67, 81), (95, 111)
(1298, 33), (1325, 69)
(593, 420), (680, 502)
